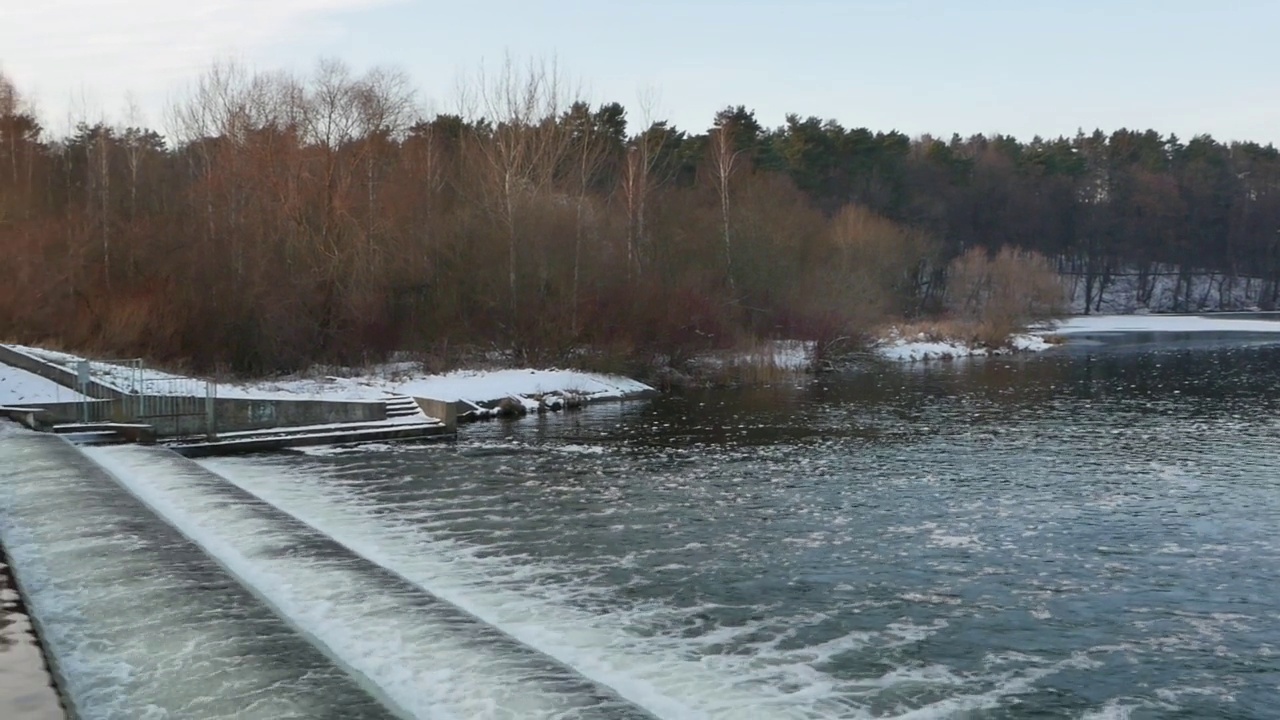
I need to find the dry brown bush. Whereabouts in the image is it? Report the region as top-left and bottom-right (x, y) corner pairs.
(945, 246), (1066, 346)
(829, 204), (939, 319)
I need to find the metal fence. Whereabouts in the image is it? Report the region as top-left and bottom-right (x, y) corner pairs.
(73, 359), (217, 438)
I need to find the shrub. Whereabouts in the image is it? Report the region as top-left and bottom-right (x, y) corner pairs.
(945, 246), (1065, 346)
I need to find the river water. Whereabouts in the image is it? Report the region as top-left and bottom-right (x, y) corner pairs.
(6, 331), (1280, 718)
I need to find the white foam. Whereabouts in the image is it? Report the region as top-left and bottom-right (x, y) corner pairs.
(83, 444), (631, 720)
(194, 452), (1108, 719)
(203, 456), (929, 718)
(0, 432), (382, 720)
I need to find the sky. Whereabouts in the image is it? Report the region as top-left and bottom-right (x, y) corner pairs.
(2, 0), (1277, 144)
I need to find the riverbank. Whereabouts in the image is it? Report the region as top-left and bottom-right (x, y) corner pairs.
(874, 329), (1054, 362)
(872, 311), (1280, 362)
(1, 343), (656, 424)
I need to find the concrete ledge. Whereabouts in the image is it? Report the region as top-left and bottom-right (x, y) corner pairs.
(0, 406), (46, 431)
(412, 398), (458, 431)
(171, 423), (453, 458)
(0, 345), (122, 399)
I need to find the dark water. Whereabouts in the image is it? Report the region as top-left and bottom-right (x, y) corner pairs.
(188, 332), (1280, 719)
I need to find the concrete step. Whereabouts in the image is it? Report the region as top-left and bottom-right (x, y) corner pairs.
(169, 421), (453, 458)
(199, 418), (442, 442)
(384, 395), (427, 419)
(52, 422), (156, 445)
(60, 430), (128, 446)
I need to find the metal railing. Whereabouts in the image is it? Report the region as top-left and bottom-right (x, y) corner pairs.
(73, 359), (217, 438)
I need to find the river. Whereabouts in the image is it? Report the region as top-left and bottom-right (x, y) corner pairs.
(5, 330), (1280, 718)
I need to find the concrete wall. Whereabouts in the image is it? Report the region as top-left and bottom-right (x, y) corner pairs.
(0, 345), (122, 399)
(413, 398), (458, 431)
(7, 396), (387, 438)
(2, 345), (390, 437)
(203, 397), (387, 437)
(15, 400), (114, 426)
(122, 397), (386, 438)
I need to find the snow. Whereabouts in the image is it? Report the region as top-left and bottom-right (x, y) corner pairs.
(875, 333), (1052, 363)
(1010, 334), (1053, 352)
(3, 344), (191, 393)
(1044, 314), (1280, 336)
(0, 363), (89, 405)
(394, 369), (653, 404)
(4, 343), (653, 410)
(219, 368), (653, 406)
(877, 337), (979, 362)
(1064, 266), (1275, 314)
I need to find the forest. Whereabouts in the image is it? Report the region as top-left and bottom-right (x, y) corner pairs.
(2, 60), (1278, 375)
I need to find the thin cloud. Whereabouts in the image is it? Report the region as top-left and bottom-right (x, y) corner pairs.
(0, 0), (404, 125)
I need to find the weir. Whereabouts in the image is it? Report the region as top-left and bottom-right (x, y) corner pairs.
(0, 426), (398, 719)
(78, 443), (656, 720)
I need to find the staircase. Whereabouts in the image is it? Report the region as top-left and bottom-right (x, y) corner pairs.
(384, 395), (428, 422)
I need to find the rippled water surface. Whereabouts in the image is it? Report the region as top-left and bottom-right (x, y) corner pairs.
(5, 332), (1280, 718)
(191, 333), (1280, 719)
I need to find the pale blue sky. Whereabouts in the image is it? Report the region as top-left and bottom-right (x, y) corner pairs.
(3, 0), (1277, 143)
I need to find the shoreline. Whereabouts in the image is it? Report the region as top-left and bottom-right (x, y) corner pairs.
(873, 311), (1280, 363)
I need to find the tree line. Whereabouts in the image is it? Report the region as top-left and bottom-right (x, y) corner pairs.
(1, 59), (1275, 374)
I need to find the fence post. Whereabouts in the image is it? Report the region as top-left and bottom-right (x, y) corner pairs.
(136, 363), (145, 421)
(205, 381), (217, 442)
(76, 361), (91, 424)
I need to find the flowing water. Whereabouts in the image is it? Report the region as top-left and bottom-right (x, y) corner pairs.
(0, 431), (397, 720)
(5, 331), (1280, 718)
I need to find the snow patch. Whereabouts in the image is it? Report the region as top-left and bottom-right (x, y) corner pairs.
(220, 368), (652, 406)
(875, 331), (1053, 363)
(0, 363), (89, 405)
(1043, 314), (1280, 336)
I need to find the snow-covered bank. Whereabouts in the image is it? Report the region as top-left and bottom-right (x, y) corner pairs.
(2, 343), (653, 413)
(245, 369), (654, 421)
(0, 363), (89, 405)
(875, 332), (1051, 363)
(234, 368), (654, 408)
(1044, 314), (1280, 336)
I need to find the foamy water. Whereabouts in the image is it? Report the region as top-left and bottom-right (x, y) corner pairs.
(0, 429), (394, 720)
(82, 444), (650, 720)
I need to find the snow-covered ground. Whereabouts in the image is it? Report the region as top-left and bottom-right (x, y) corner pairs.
(1044, 314), (1280, 336)
(875, 333), (1051, 363)
(236, 369), (653, 406)
(876, 312), (1280, 363)
(0, 364), (89, 405)
(2, 344), (652, 409)
(1063, 267), (1277, 314)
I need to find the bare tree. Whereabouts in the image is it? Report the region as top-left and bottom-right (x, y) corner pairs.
(709, 124), (744, 294)
(618, 87), (669, 280)
(562, 101), (611, 335)
(468, 55), (575, 334)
